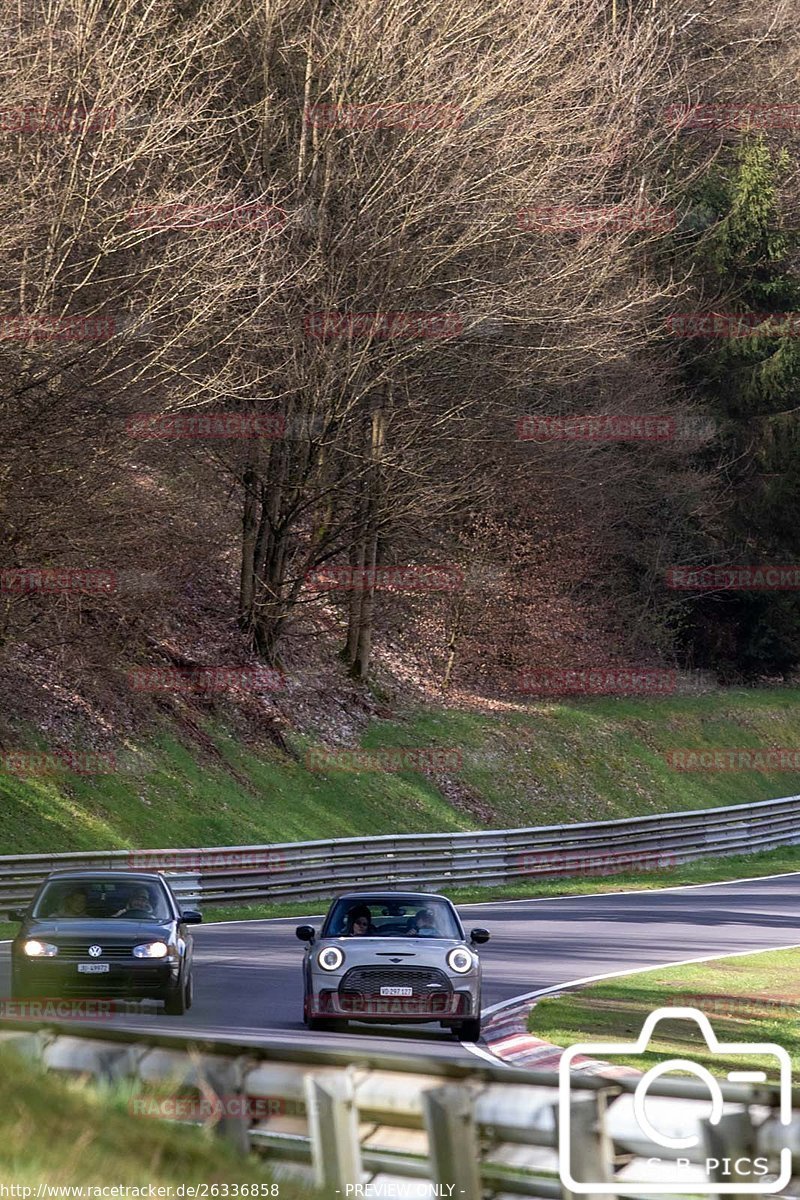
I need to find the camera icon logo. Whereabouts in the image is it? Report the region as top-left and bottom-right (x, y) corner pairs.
(558, 1006), (791, 1194)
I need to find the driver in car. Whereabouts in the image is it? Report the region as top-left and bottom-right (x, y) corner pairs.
(112, 887), (155, 918)
(410, 908), (438, 936)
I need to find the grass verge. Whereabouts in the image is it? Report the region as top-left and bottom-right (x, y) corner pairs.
(0, 1043), (315, 1190)
(528, 946), (800, 1080)
(4, 687), (800, 855)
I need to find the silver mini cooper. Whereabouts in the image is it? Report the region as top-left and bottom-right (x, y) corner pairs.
(296, 891), (489, 1041)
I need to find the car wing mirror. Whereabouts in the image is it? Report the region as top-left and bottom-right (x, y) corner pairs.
(181, 909), (203, 925)
(296, 924), (316, 943)
(6, 910), (24, 923)
(470, 927), (490, 945)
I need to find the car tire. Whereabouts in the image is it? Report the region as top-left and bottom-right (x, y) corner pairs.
(164, 974), (190, 1016)
(456, 1018), (482, 1042)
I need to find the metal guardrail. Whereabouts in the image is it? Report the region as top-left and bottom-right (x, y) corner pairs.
(1, 792), (799, 914)
(0, 1021), (797, 1197)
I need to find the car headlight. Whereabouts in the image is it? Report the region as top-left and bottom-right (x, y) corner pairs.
(133, 941), (169, 959)
(23, 940), (58, 958)
(447, 947), (474, 974)
(318, 946), (344, 971)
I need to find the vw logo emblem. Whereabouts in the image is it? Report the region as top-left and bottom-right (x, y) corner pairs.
(88, 945), (102, 958)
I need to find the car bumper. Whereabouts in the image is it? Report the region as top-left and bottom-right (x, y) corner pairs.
(311, 986), (478, 1021)
(12, 959), (179, 998)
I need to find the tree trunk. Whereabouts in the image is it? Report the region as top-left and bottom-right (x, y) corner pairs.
(238, 452), (260, 630)
(352, 520), (379, 680)
(350, 402), (386, 680)
(344, 491), (367, 665)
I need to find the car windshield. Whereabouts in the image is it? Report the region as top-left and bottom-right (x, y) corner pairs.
(323, 896), (462, 939)
(32, 878), (171, 922)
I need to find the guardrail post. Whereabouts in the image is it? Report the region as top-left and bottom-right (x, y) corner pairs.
(556, 1091), (615, 1200)
(304, 1070), (362, 1192)
(203, 1058), (251, 1156)
(421, 1083), (482, 1199)
(703, 1110), (757, 1200)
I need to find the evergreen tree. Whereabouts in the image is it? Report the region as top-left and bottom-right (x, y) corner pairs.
(676, 138), (800, 677)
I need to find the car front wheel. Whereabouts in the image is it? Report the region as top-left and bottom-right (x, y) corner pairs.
(456, 1017), (482, 1042)
(164, 973), (190, 1016)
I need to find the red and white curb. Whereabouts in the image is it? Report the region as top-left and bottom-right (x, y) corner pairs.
(482, 997), (639, 1078)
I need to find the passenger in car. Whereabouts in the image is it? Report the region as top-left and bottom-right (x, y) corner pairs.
(58, 889), (89, 917)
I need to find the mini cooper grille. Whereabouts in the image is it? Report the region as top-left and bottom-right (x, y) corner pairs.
(339, 966), (452, 997)
(53, 943), (139, 961)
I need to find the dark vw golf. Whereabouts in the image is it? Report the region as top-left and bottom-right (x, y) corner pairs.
(9, 870), (201, 1015)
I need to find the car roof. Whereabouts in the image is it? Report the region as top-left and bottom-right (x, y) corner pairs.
(43, 870), (167, 882)
(331, 891), (450, 902)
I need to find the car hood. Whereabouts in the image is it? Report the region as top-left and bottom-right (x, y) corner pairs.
(17, 919), (173, 941)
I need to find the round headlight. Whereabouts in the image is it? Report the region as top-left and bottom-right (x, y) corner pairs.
(318, 946), (344, 971)
(23, 940), (58, 958)
(133, 941), (169, 959)
(447, 947), (474, 974)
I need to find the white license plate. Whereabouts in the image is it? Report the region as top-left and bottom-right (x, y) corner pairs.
(77, 963), (110, 974)
(380, 986), (413, 996)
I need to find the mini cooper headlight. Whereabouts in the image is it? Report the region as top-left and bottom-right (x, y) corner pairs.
(447, 947), (474, 974)
(318, 946), (344, 971)
(23, 940), (58, 958)
(133, 941), (169, 959)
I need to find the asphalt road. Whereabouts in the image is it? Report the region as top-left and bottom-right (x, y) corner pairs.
(2, 872), (799, 1062)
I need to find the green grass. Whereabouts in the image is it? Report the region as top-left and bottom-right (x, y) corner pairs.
(528, 947), (800, 1081)
(3, 688), (800, 859)
(386, 688), (800, 827)
(0, 1043), (316, 1190)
